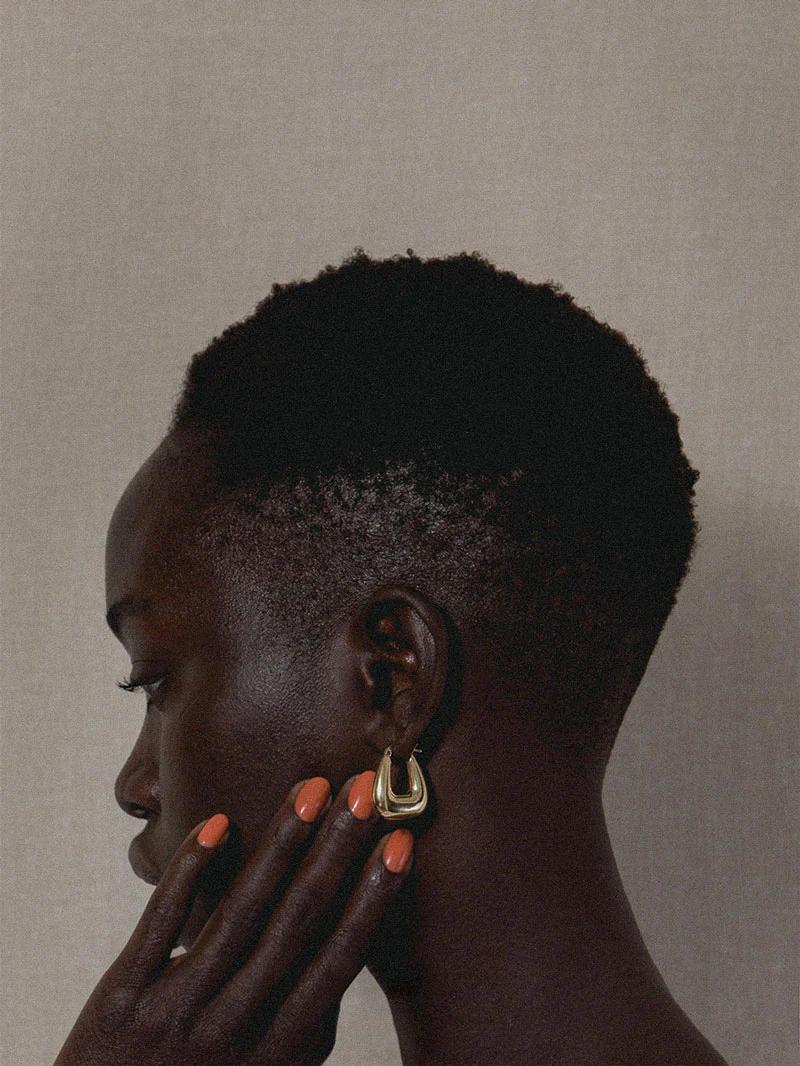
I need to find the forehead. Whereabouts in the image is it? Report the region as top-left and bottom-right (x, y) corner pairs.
(105, 432), (217, 622)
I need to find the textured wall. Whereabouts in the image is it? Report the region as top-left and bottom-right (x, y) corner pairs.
(2, 3), (797, 1065)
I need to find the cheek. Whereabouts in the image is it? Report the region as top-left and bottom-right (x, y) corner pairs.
(158, 691), (276, 849)
(162, 651), (328, 950)
(158, 646), (327, 855)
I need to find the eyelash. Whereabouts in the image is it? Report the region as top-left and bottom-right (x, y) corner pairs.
(117, 673), (168, 698)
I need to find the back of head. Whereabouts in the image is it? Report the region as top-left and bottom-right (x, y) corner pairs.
(170, 249), (701, 757)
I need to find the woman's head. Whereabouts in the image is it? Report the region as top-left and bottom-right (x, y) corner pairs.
(105, 428), (454, 948)
(107, 249), (700, 940)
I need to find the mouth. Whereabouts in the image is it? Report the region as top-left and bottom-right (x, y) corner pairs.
(128, 833), (163, 886)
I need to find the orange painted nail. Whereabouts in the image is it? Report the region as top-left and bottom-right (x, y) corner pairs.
(197, 813), (229, 848)
(348, 770), (377, 819)
(294, 777), (331, 823)
(382, 828), (413, 873)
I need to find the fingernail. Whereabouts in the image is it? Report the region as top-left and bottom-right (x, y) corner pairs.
(382, 828), (414, 873)
(348, 770), (377, 820)
(198, 813), (229, 848)
(294, 777), (331, 823)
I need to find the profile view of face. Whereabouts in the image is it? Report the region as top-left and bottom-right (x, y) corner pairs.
(106, 430), (360, 948)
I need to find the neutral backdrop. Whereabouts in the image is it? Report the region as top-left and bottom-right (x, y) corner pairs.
(2, 4), (797, 1065)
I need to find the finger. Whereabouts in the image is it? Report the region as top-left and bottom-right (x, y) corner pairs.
(177, 776), (333, 1000)
(256, 828), (414, 1063)
(200, 770), (383, 1034)
(117, 813), (231, 988)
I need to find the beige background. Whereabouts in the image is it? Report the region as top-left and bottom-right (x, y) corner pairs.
(2, 3), (797, 1065)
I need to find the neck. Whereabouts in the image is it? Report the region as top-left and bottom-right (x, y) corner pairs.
(368, 720), (725, 1065)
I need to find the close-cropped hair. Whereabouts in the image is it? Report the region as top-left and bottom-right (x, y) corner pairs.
(170, 249), (700, 752)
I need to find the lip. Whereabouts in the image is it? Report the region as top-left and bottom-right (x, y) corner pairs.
(128, 833), (163, 886)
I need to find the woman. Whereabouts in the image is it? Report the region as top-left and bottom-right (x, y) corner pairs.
(55, 249), (729, 1065)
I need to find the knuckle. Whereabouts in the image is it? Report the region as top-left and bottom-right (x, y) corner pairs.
(270, 811), (306, 858)
(100, 976), (137, 1021)
(112, 944), (143, 984)
(131, 978), (193, 1040)
(365, 860), (389, 892)
(355, 859), (391, 908)
(338, 863), (397, 936)
(149, 852), (200, 912)
(189, 1014), (225, 1056)
(323, 807), (361, 848)
(279, 878), (329, 941)
(194, 991), (254, 1055)
(130, 989), (167, 1037)
(301, 873), (330, 913)
(326, 926), (366, 976)
(213, 894), (253, 940)
(174, 848), (203, 881)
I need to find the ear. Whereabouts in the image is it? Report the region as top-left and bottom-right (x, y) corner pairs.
(350, 582), (450, 762)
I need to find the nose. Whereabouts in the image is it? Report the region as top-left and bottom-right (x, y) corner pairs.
(114, 746), (161, 819)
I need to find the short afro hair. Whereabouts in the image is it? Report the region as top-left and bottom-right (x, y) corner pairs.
(170, 249), (701, 750)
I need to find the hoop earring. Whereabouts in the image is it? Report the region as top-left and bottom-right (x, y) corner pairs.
(372, 746), (428, 821)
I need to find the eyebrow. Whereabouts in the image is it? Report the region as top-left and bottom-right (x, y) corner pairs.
(105, 595), (153, 638)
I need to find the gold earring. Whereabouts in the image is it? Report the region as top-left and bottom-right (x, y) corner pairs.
(372, 745), (428, 821)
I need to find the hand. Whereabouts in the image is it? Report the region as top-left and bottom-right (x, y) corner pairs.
(53, 773), (414, 1066)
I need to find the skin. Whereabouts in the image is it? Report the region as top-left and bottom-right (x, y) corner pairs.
(91, 428), (728, 1065)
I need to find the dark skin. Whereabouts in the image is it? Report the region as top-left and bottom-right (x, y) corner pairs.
(57, 429), (729, 1065)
